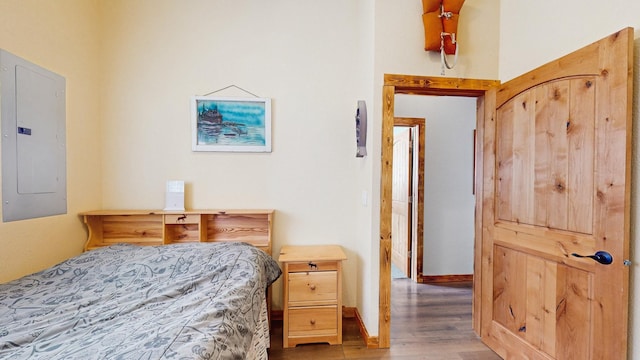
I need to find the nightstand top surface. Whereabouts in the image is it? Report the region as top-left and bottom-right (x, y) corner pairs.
(278, 245), (346, 262)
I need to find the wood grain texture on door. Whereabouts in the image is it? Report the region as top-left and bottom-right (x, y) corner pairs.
(480, 28), (633, 359)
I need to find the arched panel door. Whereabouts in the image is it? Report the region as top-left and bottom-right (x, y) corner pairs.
(480, 28), (633, 359)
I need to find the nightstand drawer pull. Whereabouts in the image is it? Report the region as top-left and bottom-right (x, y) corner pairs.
(309, 284), (316, 290)
(308, 261), (317, 270)
(310, 319), (316, 325)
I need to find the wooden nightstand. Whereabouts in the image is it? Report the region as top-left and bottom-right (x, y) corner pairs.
(278, 245), (347, 348)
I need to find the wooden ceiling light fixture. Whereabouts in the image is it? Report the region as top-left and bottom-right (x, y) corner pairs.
(421, 0), (465, 74)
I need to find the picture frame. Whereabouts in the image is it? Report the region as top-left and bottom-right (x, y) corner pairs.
(191, 96), (271, 152)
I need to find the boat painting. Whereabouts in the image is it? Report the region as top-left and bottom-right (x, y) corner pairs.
(192, 96), (271, 152)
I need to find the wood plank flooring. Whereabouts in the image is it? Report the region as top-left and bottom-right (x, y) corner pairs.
(269, 279), (502, 359)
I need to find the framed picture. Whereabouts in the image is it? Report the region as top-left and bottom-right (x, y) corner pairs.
(191, 96), (271, 152)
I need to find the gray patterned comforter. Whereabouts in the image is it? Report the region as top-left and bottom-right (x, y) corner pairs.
(0, 242), (281, 359)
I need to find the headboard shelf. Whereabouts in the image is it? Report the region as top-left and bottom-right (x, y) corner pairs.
(80, 209), (274, 254)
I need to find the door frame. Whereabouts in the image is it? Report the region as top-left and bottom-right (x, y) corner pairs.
(378, 74), (500, 348)
(394, 118), (425, 280)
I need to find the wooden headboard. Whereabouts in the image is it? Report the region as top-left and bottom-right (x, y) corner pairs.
(80, 209), (274, 255)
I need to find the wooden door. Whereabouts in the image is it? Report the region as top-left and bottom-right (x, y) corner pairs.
(479, 28), (633, 359)
(392, 127), (412, 278)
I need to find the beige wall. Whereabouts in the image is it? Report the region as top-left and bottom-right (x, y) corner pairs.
(97, 0), (375, 311)
(373, 0), (499, 80)
(0, 0), (378, 332)
(0, 0), (103, 282)
(499, 2), (640, 358)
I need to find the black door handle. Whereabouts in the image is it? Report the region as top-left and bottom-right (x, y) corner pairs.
(571, 251), (613, 265)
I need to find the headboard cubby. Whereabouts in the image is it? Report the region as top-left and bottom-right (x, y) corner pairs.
(80, 209), (274, 255)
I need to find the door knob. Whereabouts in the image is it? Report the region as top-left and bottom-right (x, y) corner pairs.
(571, 251), (613, 265)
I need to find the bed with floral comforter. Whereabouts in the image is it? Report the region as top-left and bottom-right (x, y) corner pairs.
(0, 242), (281, 360)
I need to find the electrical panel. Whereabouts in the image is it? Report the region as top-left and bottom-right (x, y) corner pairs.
(1, 49), (66, 222)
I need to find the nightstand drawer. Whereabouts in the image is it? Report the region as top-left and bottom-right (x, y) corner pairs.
(288, 261), (339, 272)
(288, 271), (337, 303)
(164, 214), (200, 224)
(288, 306), (338, 336)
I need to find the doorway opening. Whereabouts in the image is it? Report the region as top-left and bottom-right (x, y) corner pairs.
(391, 118), (425, 281)
(378, 74), (500, 348)
(393, 95), (477, 283)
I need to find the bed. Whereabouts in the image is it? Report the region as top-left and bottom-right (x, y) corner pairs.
(0, 241), (281, 359)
